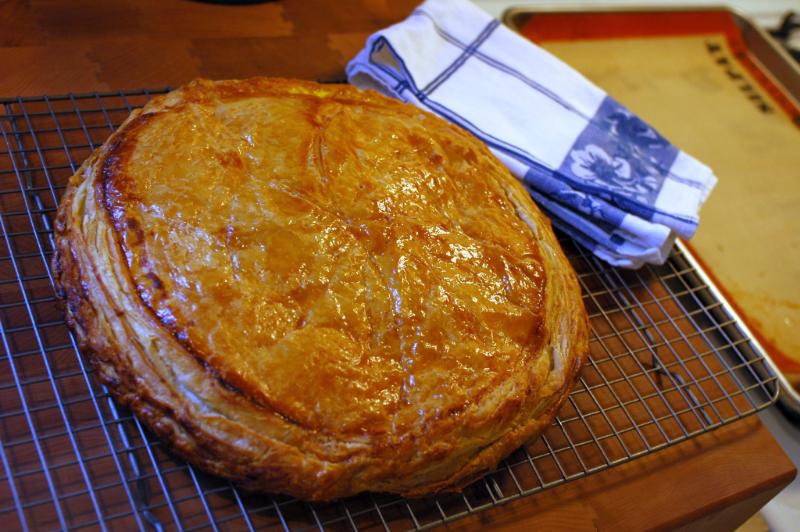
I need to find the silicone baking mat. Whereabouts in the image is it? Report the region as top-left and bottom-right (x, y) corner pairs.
(509, 8), (800, 386)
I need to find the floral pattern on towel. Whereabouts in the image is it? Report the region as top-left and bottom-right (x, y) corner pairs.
(559, 96), (679, 205)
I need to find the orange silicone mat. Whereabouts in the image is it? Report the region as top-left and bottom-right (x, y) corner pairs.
(516, 9), (800, 379)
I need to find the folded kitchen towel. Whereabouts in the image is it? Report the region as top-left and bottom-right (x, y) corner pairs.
(346, 0), (717, 268)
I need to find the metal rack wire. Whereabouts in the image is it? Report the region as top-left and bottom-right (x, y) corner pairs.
(0, 88), (779, 531)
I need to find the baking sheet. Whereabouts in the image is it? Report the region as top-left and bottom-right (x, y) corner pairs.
(505, 7), (800, 409)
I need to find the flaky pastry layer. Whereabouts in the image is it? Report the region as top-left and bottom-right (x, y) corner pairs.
(53, 78), (588, 500)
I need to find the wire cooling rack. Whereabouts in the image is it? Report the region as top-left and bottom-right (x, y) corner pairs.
(0, 88), (779, 531)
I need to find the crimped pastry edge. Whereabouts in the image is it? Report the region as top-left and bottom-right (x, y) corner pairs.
(53, 77), (589, 500)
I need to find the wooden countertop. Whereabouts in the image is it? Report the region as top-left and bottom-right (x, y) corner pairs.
(0, 1), (795, 530)
(0, 0), (412, 95)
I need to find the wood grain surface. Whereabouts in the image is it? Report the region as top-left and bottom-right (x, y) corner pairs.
(0, 1), (796, 530)
(446, 417), (794, 531)
(0, 0), (418, 95)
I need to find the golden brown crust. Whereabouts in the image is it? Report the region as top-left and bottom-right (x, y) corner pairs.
(53, 77), (589, 500)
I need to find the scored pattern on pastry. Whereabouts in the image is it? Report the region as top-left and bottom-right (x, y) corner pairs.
(54, 78), (588, 500)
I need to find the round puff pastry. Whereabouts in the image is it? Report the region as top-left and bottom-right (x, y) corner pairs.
(53, 78), (588, 500)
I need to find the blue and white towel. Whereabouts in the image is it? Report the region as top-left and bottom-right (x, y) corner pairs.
(346, 0), (717, 268)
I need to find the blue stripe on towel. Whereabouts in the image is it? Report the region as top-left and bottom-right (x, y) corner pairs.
(411, 9), (585, 118)
(421, 19), (500, 97)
